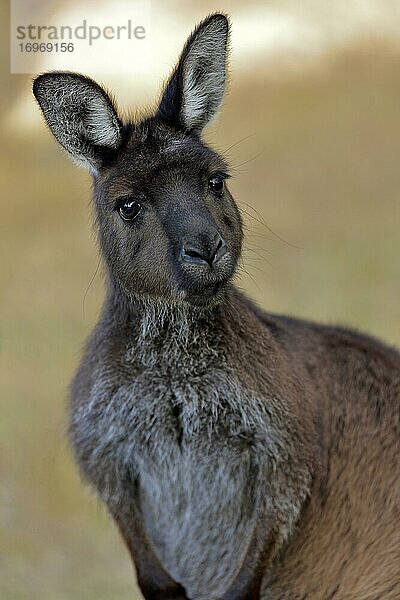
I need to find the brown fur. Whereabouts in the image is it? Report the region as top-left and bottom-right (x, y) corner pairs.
(261, 316), (400, 598)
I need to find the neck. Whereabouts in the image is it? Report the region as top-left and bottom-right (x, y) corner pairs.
(103, 274), (242, 352)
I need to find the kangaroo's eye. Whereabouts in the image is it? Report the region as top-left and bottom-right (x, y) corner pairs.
(209, 174), (225, 196)
(118, 199), (141, 221)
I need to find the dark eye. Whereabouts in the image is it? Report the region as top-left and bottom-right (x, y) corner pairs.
(208, 174), (225, 196)
(118, 199), (141, 221)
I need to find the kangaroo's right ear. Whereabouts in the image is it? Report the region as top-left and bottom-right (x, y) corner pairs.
(33, 72), (122, 171)
(156, 14), (229, 135)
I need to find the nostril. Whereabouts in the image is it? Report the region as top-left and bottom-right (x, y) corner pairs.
(180, 246), (210, 266)
(215, 237), (223, 253)
(212, 236), (227, 264)
(180, 234), (228, 267)
(185, 248), (204, 260)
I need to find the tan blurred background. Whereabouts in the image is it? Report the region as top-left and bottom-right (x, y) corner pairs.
(1, 1), (400, 598)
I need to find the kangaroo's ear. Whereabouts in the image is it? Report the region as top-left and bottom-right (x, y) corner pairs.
(33, 72), (122, 171)
(157, 14), (229, 134)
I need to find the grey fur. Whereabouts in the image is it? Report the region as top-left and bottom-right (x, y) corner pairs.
(33, 72), (122, 171)
(70, 294), (314, 597)
(33, 12), (400, 600)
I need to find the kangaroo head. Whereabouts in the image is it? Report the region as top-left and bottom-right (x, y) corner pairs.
(33, 14), (243, 307)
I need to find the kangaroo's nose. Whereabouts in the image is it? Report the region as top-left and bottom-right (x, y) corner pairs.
(181, 233), (227, 267)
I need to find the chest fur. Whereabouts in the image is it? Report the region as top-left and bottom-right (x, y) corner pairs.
(72, 353), (281, 595)
(70, 311), (290, 596)
(72, 354), (279, 493)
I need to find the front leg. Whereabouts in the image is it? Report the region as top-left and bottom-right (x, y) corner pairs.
(112, 509), (187, 599)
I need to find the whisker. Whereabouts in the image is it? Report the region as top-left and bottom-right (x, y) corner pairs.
(241, 202), (301, 249)
(236, 264), (261, 290)
(220, 134), (255, 155)
(229, 151), (264, 171)
(82, 257), (102, 315)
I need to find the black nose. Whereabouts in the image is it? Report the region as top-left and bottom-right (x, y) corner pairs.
(181, 233), (227, 267)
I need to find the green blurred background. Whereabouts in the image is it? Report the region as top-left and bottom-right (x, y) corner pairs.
(1, 1), (400, 598)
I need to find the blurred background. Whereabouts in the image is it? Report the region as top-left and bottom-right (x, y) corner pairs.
(1, 1), (400, 598)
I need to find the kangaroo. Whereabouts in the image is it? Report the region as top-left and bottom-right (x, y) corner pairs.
(33, 13), (399, 600)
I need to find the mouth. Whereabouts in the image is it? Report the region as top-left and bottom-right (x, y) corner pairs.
(177, 264), (235, 307)
(184, 281), (225, 307)
(169, 247), (238, 307)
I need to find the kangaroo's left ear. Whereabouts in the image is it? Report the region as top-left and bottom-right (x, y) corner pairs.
(33, 72), (122, 172)
(156, 13), (229, 135)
